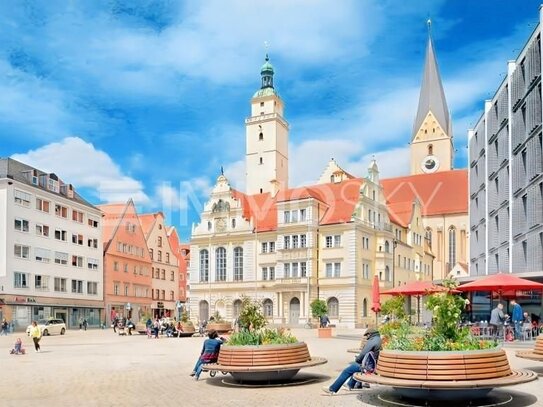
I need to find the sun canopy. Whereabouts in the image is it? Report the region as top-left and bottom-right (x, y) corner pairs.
(381, 280), (450, 296)
(457, 273), (543, 292)
(371, 275), (381, 312)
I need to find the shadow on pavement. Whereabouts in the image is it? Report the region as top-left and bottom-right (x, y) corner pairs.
(204, 372), (331, 388)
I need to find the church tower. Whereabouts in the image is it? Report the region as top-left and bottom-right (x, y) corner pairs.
(245, 55), (289, 195)
(410, 22), (453, 175)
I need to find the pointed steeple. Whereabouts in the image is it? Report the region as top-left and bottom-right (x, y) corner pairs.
(412, 20), (450, 140)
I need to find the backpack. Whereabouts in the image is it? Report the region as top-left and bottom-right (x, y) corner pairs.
(360, 351), (377, 374)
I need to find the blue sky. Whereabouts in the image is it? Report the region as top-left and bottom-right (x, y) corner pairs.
(1, 0), (541, 240)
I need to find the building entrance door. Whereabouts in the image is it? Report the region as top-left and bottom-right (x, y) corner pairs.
(199, 300), (209, 322)
(55, 310), (67, 323)
(289, 297), (300, 325)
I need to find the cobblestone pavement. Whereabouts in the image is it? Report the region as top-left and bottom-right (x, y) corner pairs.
(0, 329), (542, 407)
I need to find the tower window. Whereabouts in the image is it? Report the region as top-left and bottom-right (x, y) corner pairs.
(260, 102), (264, 107)
(259, 157), (263, 165)
(433, 128), (435, 133)
(260, 188), (263, 194)
(428, 144), (433, 155)
(259, 132), (263, 140)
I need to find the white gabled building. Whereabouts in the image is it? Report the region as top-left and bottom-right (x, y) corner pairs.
(0, 158), (104, 330)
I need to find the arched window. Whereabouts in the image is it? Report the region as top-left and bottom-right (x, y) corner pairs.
(428, 144), (433, 155)
(231, 218), (236, 229)
(259, 132), (263, 141)
(384, 240), (390, 253)
(216, 247), (226, 281)
(384, 266), (390, 281)
(263, 298), (273, 317)
(199, 249), (209, 282)
(207, 221), (212, 231)
(233, 247), (243, 281)
(362, 298), (368, 317)
(233, 299), (242, 318)
(330, 175), (334, 183)
(199, 300), (209, 322)
(448, 227), (456, 270)
(327, 297), (339, 318)
(425, 227), (432, 247)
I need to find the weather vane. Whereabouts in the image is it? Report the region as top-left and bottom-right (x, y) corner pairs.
(264, 41), (270, 59)
(427, 18), (432, 36)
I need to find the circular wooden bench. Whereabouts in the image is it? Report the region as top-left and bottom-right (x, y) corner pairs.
(354, 348), (537, 401)
(202, 342), (327, 382)
(516, 334), (543, 362)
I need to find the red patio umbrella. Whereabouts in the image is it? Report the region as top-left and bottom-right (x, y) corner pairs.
(371, 275), (381, 313)
(381, 280), (451, 296)
(457, 273), (543, 293)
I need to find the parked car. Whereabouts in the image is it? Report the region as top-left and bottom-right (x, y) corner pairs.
(26, 318), (66, 336)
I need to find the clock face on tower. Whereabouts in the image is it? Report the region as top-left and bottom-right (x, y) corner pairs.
(215, 218), (227, 232)
(421, 155), (440, 173)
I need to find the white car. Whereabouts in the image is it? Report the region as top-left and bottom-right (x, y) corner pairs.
(26, 318), (66, 336)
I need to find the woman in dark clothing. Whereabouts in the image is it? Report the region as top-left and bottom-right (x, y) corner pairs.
(190, 330), (224, 380)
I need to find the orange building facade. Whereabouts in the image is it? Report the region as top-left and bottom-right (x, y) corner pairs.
(99, 200), (153, 323)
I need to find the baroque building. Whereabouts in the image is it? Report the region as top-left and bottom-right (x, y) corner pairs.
(188, 56), (435, 328)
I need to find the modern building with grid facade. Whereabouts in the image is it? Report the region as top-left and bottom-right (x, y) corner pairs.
(469, 7), (543, 279)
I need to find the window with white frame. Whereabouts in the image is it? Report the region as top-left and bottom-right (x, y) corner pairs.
(283, 235), (291, 249)
(199, 249), (209, 282)
(283, 209), (307, 224)
(292, 235), (299, 248)
(300, 208), (306, 221)
(362, 263), (370, 279)
(325, 235), (341, 248)
(269, 241), (275, 252)
(35, 275), (49, 290)
(54, 277), (67, 292)
(87, 282), (98, 295)
(14, 244), (30, 259)
(216, 247), (226, 281)
(71, 279), (83, 294)
(234, 247), (243, 281)
(301, 262), (307, 277)
(283, 211), (291, 223)
(36, 198), (50, 212)
(72, 210), (84, 223)
(55, 204), (68, 218)
(87, 258), (99, 270)
(88, 217), (99, 228)
(284, 263), (291, 278)
(261, 242), (268, 253)
(263, 298), (273, 317)
(291, 210), (298, 222)
(14, 272), (29, 288)
(14, 218), (29, 232)
(87, 238), (98, 248)
(283, 262), (306, 278)
(325, 262), (341, 277)
(54, 229), (67, 241)
(113, 283), (120, 296)
(34, 248), (51, 263)
(72, 255), (83, 268)
(14, 190), (31, 207)
(292, 262), (299, 277)
(72, 233), (84, 245)
(300, 234), (307, 248)
(362, 236), (370, 250)
(124, 284), (129, 296)
(35, 224), (49, 237)
(327, 297), (339, 318)
(54, 251), (69, 265)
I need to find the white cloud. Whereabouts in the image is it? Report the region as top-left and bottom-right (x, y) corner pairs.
(11, 137), (149, 204)
(223, 160), (245, 191)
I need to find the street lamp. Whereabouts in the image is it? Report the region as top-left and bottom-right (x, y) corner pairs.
(126, 302), (132, 320)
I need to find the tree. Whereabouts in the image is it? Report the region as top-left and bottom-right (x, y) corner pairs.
(310, 299), (328, 319)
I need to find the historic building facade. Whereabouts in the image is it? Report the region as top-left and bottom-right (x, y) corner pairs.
(188, 56), (435, 328)
(167, 227), (189, 308)
(139, 212), (179, 317)
(469, 8), (543, 278)
(385, 26), (468, 280)
(0, 158), (104, 329)
(99, 201), (153, 323)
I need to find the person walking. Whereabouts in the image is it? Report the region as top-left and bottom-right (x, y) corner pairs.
(322, 328), (382, 394)
(489, 303), (506, 340)
(83, 318), (88, 331)
(510, 299), (523, 341)
(29, 321), (42, 352)
(1, 318), (8, 336)
(78, 316), (84, 330)
(319, 314), (330, 328)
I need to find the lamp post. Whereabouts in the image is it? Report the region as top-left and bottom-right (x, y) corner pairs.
(392, 239), (398, 287)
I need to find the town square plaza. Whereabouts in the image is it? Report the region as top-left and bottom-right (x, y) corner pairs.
(1, 329), (543, 407)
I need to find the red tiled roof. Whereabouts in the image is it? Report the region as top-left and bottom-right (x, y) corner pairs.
(231, 178), (363, 232)
(98, 203), (129, 244)
(138, 213), (157, 237)
(386, 201), (414, 228)
(381, 170), (468, 223)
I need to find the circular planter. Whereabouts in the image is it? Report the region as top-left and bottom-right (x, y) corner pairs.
(204, 342), (327, 383)
(207, 322), (232, 334)
(516, 334), (543, 361)
(354, 348), (537, 401)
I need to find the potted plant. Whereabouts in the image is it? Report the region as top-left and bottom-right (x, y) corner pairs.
(207, 311), (231, 333)
(208, 296), (327, 382)
(356, 278), (526, 400)
(310, 299), (331, 338)
(180, 310), (195, 334)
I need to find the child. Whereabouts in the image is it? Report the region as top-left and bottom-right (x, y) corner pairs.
(10, 338), (25, 355)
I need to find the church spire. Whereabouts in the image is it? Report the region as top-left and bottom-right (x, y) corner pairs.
(412, 20), (450, 140)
